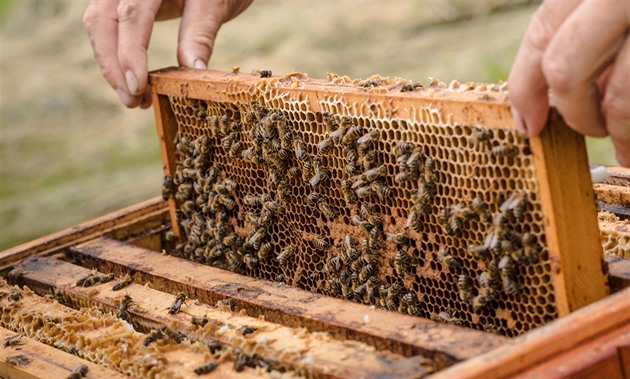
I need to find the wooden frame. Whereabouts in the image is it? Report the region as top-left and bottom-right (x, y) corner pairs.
(149, 67), (608, 318)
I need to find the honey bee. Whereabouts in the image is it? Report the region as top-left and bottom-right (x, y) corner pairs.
(395, 171), (411, 183)
(357, 130), (379, 148)
(361, 164), (386, 182)
(491, 143), (519, 158)
(98, 273), (115, 283)
(500, 191), (528, 220)
(143, 329), (165, 346)
(388, 233), (410, 246)
(472, 196), (491, 222)
(470, 127), (493, 147)
(161, 175), (175, 201)
(315, 236), (330, 250)
(287, 166), (301, 180)
(359, 263), (376, 282)
(371, 181), (391, 201)
(229, 141), (244, 157)
(326, 278), (343, 295)
(112, 278), (132, 291)
(355, 185), (373, 199)
(437, 247), (460, 268)
(117, 294), (133, 321)
(499, 255), (519, 295)
(263, 200), (284, 215)
(365, 276), (380, 300)
(342, 126), (363, 147)
(458, 274), (472, 302)
(243, 195), (263, 207)
(257, 242), (273, 260)
(423, 158), (436, 182)
(242, 146), (264, 164)
(165, 327), (186, 343)
(191, 315), (208, 327)
(206, 340), (223, 354)
(194, 361), (218, 375)
(395, 248), (414, 276)
(472, 288), (496, 312)
(68, 364), (89, 379)
(277, 245), (296, 265)
(317, 198), (337, 220)
(405, 209), (423, 233)
(385, 283), (402, 311)
(521, 232), (540, 263)
(2, 335), (23, 348)
(340, 179), (357, 204)
(76, 273), (97, 287)
(243, 254), (259, 269)
(292, 138), (307, 160)
(438, 310), (463, 326)
(400, 293), (420, 315)
(317, 137), (333, 154)
(309, 164), (328, 188)
(247, 228), (267, 249)
(259, 70), (272, 78)
(345, 161), (359, 175)
(234, 352), (257, 372)
(168, 292), (187, 314)
(400, 82), (423, 92)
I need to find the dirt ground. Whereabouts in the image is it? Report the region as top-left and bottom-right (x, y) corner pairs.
(0, 0), (616, 250)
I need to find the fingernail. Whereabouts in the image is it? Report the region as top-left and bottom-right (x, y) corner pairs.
(125, 70), (139, 95)
(194, 59), (207, 70)
(116, 88), (135, 108)
(511, 106), (528, 137)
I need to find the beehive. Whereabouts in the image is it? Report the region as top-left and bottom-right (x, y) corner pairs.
(150, 68), (608, 338)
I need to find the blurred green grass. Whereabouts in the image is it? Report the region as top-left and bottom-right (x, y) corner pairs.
(0, 0), (617, 250)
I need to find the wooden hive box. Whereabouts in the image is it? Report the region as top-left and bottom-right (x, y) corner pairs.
(0, 68), (628, 378)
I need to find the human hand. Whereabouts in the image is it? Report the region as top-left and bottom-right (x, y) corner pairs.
(83, 0), (252, 109)
(508, 0), (629, 167)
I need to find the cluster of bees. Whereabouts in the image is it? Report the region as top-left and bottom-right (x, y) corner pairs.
(162, 130), (249, 271)
(162, 96), (549, 335)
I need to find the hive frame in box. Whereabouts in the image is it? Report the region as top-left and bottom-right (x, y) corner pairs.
(149, 67), (607, 337)
(0, 188), (627, 377)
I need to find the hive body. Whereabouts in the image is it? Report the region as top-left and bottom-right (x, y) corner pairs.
(150, 68), (608, 337)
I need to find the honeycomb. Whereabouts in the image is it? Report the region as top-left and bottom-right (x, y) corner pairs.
(0, 283), (293, 378)
(162, 72), (558, 337)
(598, 212), (630, 258)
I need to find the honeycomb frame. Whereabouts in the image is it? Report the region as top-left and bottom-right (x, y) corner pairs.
(149, 68), (608, 337)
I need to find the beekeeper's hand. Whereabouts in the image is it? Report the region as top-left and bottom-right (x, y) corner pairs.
(83, 0), (253, 109)
(509, 0), (629, 167)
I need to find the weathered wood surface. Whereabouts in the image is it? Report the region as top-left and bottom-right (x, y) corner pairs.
(0, 197), (169, 274)
(429, 287), (630, 379)
(513, 323), (630, 379)
(12, 256), (433, 378)
(65, 236), (506, 363)
(0, 327), (127, 379)
(529, 111), (609, 315)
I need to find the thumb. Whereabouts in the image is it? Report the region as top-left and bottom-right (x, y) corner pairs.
(177, 1), (226, 69)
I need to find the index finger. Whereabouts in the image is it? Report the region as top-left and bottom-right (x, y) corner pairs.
(507, 1), (580, 136)
(117, 0), (162, 97)
(83, 0), (135, 107)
